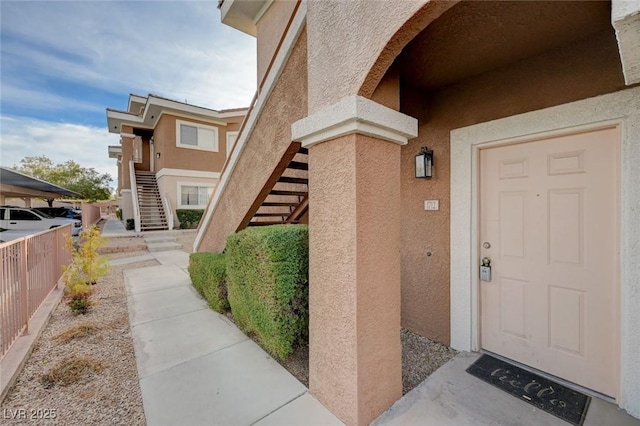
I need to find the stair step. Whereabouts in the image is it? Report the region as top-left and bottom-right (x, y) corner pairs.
(146, 241), (181, 252)
(253, 213), (290, 217)
(144, 235), (177, 244)
(262, 202), (298, 207)
(270, 190), (307, 196)
(278, 176), (308, 184)
(287, 161), (308, 170)
(248, 221), (298, 226)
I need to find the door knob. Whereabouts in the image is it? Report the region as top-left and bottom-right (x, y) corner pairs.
(483, 242), (491, 249)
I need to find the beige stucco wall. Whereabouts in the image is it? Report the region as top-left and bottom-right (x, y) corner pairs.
(153, 115), (229, 173)
(309, 133), (402, 425)
(120, 190), (133, 222)
(198, 27), (308, 253)
(306, 0), (458, 113)
(395, 25), (625, 344)
(256, 0), (297, 87)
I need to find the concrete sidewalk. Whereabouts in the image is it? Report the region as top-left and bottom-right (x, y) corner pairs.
(123, 249), (342, 426)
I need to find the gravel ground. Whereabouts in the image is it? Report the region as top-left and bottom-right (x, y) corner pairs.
(401, 328), (458, 394)
(0, 258), (157, 425)
(173, 231), (197, 253)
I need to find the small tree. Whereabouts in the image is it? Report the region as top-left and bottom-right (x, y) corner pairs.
(62, 263), (93, 315)
(75, 226), (109, 284)
(62, 226), (109, 314)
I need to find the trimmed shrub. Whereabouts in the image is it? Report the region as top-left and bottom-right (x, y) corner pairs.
(225, 225), (308, 360)
(188, 252), (229, 313)
(115, 208), (122, 220)
(177, 209), (204, 229)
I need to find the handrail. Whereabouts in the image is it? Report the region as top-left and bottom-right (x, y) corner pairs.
(162, 194), (174, 231)
(128, 160), (141, 233)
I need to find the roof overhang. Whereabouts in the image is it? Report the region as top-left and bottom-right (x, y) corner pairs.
(219, 0), (272, 36)
(108, 145), (122, 159)
(106, 95), (248, 134)
(0, 167), (81, 199)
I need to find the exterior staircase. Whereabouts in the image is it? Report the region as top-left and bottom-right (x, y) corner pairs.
(238, 143), (308, 229)
(134, 171), (169, 231)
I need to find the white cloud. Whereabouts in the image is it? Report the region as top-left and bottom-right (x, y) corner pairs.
(1, 1), (257, 111)
(0, 115), (120, 186)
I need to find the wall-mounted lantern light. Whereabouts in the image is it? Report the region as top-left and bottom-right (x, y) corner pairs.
(415, 146), (434, 179)
(156, 152), (161, 158)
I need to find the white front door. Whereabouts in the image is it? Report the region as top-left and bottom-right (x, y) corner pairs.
(479, 125), (619, 397)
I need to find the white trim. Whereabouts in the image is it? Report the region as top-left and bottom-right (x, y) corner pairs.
(176, 119), (219, 152)
(291, 95), (418, 148)
(226, 131), (239, 158)
(177, 181), (216, 209)
(612, 0), (640, 85)
(156, 168), (221, 179)
(194, 0), (308, 252)
(254, 0), (274, 24)
(119, 132), (136, 138)
(106, 99), (247, 134)
(450, 86), (640, 417)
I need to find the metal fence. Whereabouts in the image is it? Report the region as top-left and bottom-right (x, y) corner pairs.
(0, 225), (72, 360)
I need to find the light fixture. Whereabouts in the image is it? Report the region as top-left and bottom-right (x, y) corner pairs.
(156, 152), (161, 158)
(415, 146), (434, 179)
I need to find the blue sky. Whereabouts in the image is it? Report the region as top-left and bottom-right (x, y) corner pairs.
(0, 0), (257, 188)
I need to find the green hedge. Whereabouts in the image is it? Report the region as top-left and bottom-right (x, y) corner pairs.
(177, 209), (204, 229)
(226, 225), (309, 360)
(188, 253), (229, 313)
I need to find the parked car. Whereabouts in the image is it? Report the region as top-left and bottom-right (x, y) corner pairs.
(0, 228), (38, 243)
(33, 206), (82, 220)
(0, 206), (82, 236)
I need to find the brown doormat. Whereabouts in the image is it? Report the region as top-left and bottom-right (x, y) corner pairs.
(466, 354), (590, 426)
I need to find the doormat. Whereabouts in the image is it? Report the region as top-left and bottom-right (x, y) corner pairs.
(466, 354), (591, 426)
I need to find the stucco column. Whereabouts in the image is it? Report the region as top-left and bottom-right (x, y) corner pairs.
(293, 96), (417, 425)
(23, 197), (32, 208)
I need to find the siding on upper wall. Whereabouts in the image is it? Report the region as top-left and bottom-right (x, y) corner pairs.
(153, 115), (229, 173)
(198, 27), (308, 253)
(396, 29), (625, 345)
(256, 1), (298, 87)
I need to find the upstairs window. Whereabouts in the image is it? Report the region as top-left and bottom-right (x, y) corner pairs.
(176, 119), (218, 152)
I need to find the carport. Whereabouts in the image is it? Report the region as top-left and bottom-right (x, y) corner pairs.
(0, 167), (80, 206)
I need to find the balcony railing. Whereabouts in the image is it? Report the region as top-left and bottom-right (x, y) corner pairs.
(0, 225), (72, 360)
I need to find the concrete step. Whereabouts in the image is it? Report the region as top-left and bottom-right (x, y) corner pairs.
(146, 241), (182, 252)
(144, 235), (177, 244)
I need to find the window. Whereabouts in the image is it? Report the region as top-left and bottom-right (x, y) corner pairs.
(176, 119), (218, 151)
(179, 184), (213, 208)
(10, 209), (41, 221)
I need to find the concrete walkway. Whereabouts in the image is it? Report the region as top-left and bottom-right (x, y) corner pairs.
(101, 217), (135, 238)
(122, 249), (342, 426)
(374, 353), (640, 426)
(110, 219), (639, 426)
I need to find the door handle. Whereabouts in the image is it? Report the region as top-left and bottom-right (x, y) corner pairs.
(10, 222), (16, 224)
